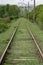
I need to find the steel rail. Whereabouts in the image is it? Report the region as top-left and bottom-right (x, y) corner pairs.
(0, 21), (20, 65)
(25, 23), (43, 61)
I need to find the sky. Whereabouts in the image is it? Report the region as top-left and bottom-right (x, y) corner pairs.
(0, 0), (43, 6)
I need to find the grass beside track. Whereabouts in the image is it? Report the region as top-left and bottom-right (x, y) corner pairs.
(3, 18), (43, 65)
(0, 19), (19, 57)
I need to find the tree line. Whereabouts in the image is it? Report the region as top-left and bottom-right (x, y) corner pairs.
(0, 4), (20, 19)
(0, 4), (20, 33)
(29, 5), (43, 29)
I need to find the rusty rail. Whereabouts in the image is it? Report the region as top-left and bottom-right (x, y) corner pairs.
(25, 24), (43, 60)
(0, 22), (20, 65)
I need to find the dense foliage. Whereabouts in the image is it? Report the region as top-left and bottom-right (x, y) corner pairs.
(29, 5), (43, 29)
(0, 5), (20, 33)
(0, 5), (20, 19)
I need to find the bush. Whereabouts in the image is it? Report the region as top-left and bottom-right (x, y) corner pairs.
(0, 23), (8, 33)
(9, 16), (14, 20)
(0, 18), (10, 33)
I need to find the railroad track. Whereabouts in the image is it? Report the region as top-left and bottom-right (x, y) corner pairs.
(0, 19), (43, 65)
(0, 21), (20, 65)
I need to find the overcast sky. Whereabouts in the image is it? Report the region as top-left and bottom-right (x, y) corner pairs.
(0, 0), (43, 6)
